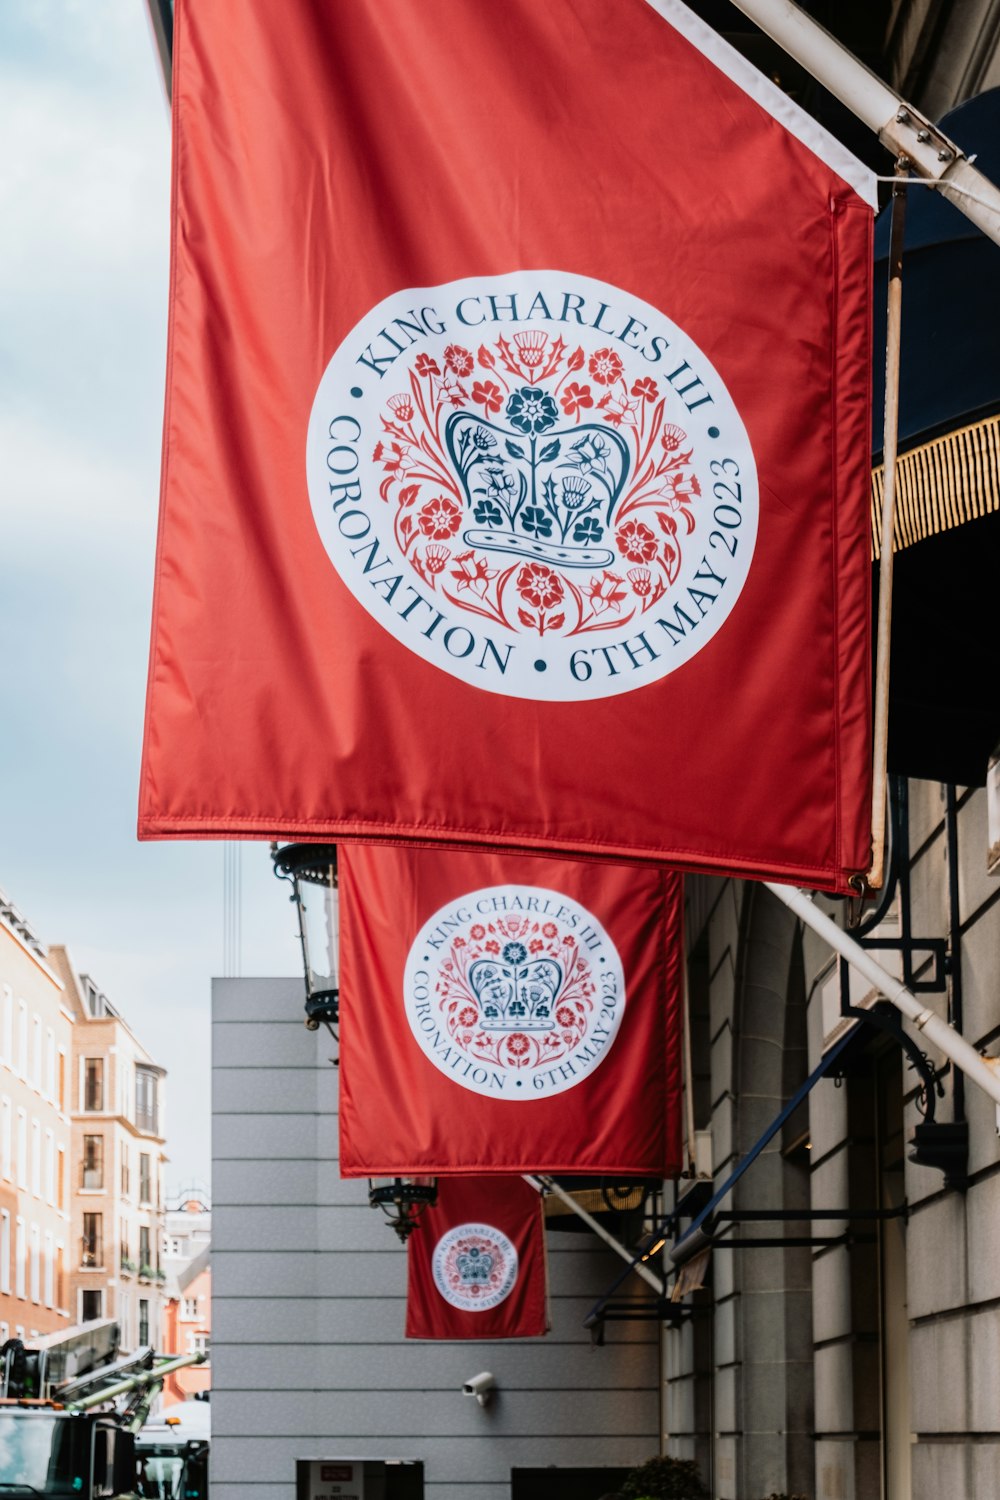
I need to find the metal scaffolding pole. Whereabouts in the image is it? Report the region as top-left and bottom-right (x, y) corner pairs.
(766, 883), (1000, 1107)
(728, 0), (1000, 247)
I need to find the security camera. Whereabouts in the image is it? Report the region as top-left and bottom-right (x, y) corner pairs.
(462, 1371), (496, 1407)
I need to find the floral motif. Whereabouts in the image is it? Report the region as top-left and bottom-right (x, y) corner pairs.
(631, 377), (658, 402)
(628, 566), (652, 596)
(423, 544), (450, 574)
(506, 387), (559, 435)
(513, 330), (548, 368)
(414, 353), (440, 378)
(660, 423), (687, 454)
(502, 941), (528, 964)
(588, 347), (624, 385)
(450, 551), (497, 596)
(520, 506), (553, 539)
(387, 393), (414, 421)
(560, 382), (594, 417)
(572, 515), (604, 544)
(517, 563), (564, 611)
(473, 498), (504, 526)
(561, 476), (591, 511)
(569, 433), (610, 475)
(616, 519), (658, 562)
(587, 571), (627, 614)
(444, 344), (474, 377)
(599, 390), (640, 427)
(418, 496), (462, 540)
(472, 380), (504, 415)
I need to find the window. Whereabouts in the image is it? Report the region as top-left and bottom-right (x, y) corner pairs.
(56, 1244), (65, 1310)
(17, 1002), (27, 1078)
(81, 1288), (102, 1323)
(0, 1209), (9, 1294)
(138, 1299), (149, 1347)
(180, 1296), (200, 1321)
(43, 1231), (53, 1308)
(164, 1236), (182, 1258)
(30, 1118), (40, 1197)
(84, 1058), (104, 1112)
(0, 1323), (7, 1344)
(82, 1134), (104, 1190)
(45, 1028), (55, 1100)
(16, 1108), (26, 1189)
(139, 1153), (151, 1205)
(31, 1016), (42, 1090)
(58, 1048), (66, 1112)
(136, 1069), (158, 1134)
(1, 1095), (10, 1180)
(45, 1130), (54, 1204)
(82, 1213), (103, 1269)
(186, 1333), (210, 1356)
(57, 1145), (66, 1211)
(139, 1226), (151, 1273)
(121, 1148), (130, 1199)
(0, 985), (9, 1064)
(15, 1217), (25, 1298)
(30, 1225), (40, 1303)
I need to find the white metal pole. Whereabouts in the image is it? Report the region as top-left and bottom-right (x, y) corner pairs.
(726, 0), (1000, 248)
(766, 883), (1000, 1106)
(525, 1175), (665, 1294)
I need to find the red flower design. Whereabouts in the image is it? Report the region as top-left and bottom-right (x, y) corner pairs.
(542, 922), (558, 938)
(450, 551), (497, 596)
(387, 393), (414, 421)
(628, 567), (652, 597)
(414, 353), (440, 377)
(418, 496), (462, 540)
(458, 1006), (478, 1027)
(660, 423), (687, 454)
(506, 1033), (530, 1058)
(423, 544), (450, 574)
(616, 520), (658, 563)
(517, 562), (564, 612)
(444, 344), (474, 377)
(472, 380), (504, 416)
(631, 377), (658, 402)
(529, 938), (544, 953)
(556, 1006), (576, 1027)
(588, 348), (624, 385)
(485, 940), (500, 954)
(560, 381), (594, 417)
(470, 924), (485, 940)
(587, 570), (627, 614)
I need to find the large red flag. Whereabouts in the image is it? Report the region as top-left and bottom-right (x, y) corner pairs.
(406, 1176), (548, 1340)
(338, 846), (683, 1176)
(140, 0), (874, 891)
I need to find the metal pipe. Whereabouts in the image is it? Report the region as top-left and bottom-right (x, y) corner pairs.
(67, 1352), (207, 1412)
(682, 961), (698, 1173)
(868, 167), (907, 889)
(527, 1175), (664, 1294)
(765, 883), (1000, 1106)
(726, 0), (1000, 248)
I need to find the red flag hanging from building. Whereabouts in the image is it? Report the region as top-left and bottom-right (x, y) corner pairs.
(338, 845), (683, 1176)
(140, 0), (875, 892)
(406, 1176), (548, 1340)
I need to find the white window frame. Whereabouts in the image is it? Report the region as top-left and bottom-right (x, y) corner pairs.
(17, 1001), (27, 1079)
(16, 1107), (27, 1190)
(29, 1223), (40, 1304)
(30, 1118), (40, 1198)
(1, 1095), (11, 1181)
(45, 1028), (55, 1101)
(180, 1295), (200, 1321)
(0, 1208), (10, 1295)
(31, 1016), (42, 1091)
(0, 984), (10, 1065)
(44, 1129), (55, 1205)
(14, 1216), (25, 1299)
(43, 1230), (53, 1309)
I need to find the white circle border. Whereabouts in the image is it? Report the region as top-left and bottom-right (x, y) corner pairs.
(431, 1221), (519, 1312)
(306, 269), (759, 702)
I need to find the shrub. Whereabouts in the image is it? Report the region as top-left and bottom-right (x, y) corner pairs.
(620, 1455), (709, 1499)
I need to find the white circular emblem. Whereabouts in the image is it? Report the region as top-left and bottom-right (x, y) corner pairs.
(307, 270), (758, 701)
(403, 884), (626, 1100)
(432, 1221), (518, 1312)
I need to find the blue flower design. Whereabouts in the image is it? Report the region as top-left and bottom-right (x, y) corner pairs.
(569, 434), (610, 474)
(573, 515), (604, 543)
(472, 427), (497, 450)
(502, 941), (528, 964)
(506, 386), (559, 436)
(485, 466), (517, 504)
(473, 499), (504, 526)
(521, 507), (553, 539)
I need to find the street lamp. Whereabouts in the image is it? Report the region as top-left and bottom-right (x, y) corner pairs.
(270, 843), (340, 1034)
(368, 1177), (438, 1242)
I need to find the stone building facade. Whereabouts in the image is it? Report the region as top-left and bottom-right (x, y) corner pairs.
(0, 890), (73, 1341)
(48, 947), (168, 1352)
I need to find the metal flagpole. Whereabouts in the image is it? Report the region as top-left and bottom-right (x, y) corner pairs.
(726, 0), (1000, 248)
(766, 882), (1000, 1107)
(524, 1175), (665, 1294)
(867, 163), (908, 890)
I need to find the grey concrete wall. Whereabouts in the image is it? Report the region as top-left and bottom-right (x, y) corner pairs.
(211, 978), (662, 1500)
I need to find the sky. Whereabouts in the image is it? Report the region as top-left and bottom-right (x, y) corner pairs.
(0, 0), (298, 1194)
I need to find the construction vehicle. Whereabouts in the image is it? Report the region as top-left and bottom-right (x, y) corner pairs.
(0, 1319), (206, 1498)
(134, 1398), (209, 1500)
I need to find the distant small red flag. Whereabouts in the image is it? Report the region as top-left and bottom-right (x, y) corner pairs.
(338, 845), (684, 1176)
(406, 1176), (548, 1340)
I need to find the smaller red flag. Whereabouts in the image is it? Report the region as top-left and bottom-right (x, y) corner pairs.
(406, 1176), (548, 1340)
(338, 845), (684, 1177)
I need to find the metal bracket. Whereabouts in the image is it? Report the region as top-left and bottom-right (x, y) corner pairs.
(880, 106), (960, 177)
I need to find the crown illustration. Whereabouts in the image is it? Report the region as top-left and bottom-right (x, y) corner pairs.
(445, 404), (630, 569)
(467, 942), (563, 1032)
(456, 1244), (494, 1285)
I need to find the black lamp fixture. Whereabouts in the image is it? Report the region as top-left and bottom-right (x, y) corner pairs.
(270, 843), (340, 1035)
(368, 1177), (438, 1242)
